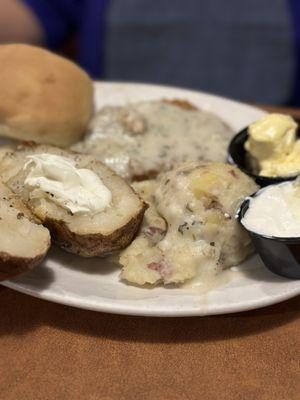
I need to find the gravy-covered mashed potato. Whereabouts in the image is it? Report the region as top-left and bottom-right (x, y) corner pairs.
(72, 101), (233, 181)
(245, 113), (300, 177)
(120, 162), (258, 286)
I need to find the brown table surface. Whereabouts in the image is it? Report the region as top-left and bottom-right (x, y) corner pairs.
(1, 105), (300, 400)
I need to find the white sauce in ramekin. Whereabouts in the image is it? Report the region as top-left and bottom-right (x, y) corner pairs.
(241, 179), (300, 238)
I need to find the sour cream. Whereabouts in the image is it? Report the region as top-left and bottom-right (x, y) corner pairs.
(241, 180), (300, 238)
(24, 154), (112, 215)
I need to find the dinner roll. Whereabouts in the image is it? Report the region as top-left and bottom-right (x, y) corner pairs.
(0, 44), (94, 147)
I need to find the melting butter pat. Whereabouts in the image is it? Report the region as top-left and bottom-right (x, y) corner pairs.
(245, 113), (300, 177)
(245, 114), (297, 160)
(259, 141), (300, 177)
(24, 154), (112, 215)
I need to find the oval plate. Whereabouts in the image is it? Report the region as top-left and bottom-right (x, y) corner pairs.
(2, 82), (300, 317)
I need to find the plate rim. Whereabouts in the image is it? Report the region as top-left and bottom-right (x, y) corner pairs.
(2, 278), (300, 317)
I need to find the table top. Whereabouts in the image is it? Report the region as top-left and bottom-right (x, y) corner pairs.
(1, 105), (300, 400)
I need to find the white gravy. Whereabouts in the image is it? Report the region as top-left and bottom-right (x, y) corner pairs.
(73, 101), (233, 180)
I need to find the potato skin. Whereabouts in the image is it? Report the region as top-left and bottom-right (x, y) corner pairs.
(0, 251), (48, 281)
(43, 201), (147, 257)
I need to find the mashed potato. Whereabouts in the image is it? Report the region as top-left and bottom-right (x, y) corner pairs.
(120, 162), (258, 286)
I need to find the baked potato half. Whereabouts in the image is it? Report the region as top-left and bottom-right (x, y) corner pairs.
(0, 180), (50, 281)
(0, 144), (147, 257)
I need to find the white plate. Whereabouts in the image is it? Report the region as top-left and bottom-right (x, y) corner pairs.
(2, 82), (300, 317)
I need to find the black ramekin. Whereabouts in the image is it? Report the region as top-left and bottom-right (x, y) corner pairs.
(238, 193), (300, 279)
(228, 127), (299, 187)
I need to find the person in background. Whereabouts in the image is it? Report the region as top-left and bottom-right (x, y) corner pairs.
(0, 0), (299, 105)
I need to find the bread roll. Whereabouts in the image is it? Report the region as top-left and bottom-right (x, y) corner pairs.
(0, 44), (93, 147)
